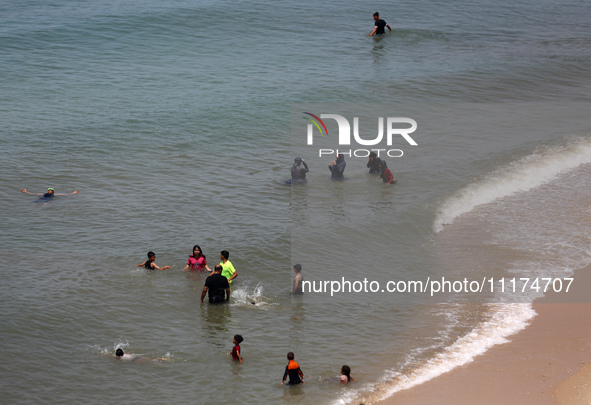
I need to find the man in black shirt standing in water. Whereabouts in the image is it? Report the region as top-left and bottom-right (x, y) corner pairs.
(200, 265), (230, 304)
(368, 12), (392, 37)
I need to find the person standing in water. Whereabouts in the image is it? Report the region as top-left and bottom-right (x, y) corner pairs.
(219, 250), (238, 284)
(137, 251), (172, 270)
(378, 160), (396, 184)
(328, 154), (346, 180)
(291, 157), (309, 184)
(292, 264), (304, 295)
(228, 334), (244, 363)
(281, 352), (304, 385)
(200, 264), (230, 304)
(183, 245), (212, 271)
(367, 152), (382, 174)
(368, 12), (392, 37)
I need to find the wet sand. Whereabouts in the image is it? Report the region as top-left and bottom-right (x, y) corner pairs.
(377, 265), (591, 405)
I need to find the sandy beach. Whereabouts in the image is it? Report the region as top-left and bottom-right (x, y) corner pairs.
(377, 265), (591, 405)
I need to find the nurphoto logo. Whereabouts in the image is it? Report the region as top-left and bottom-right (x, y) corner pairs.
(303, 112), (418, 158)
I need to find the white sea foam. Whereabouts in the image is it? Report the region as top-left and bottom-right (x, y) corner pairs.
(230, 282), (276, 309)
(434, 138), (591, 233)
(334, 303), (536, 405)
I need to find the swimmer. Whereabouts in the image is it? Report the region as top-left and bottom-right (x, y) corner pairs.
(328, 154), (346, 180)
(137, 251), (172, 270)
(114, 348), (167, 362)
(115, 348), (137, 360)
(22, 187), (79, 204)
(368, 12), (392, 37)
(340, 365), (354, 384)
(291, 157), (309, 184)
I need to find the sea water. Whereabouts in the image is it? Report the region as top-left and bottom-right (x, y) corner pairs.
(1, 0), (590, 403)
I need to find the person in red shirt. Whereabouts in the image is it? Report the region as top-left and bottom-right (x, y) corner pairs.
(183, 245), (212, 271)
(379, 160), (396, 184)
(281, 352), (304, 385)
(229, 334), (243, 363)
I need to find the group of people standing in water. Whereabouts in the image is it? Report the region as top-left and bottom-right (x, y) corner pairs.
(290, 152), (396, 184)
(133, 249), (353, 385)
(136, 246), (237, 304)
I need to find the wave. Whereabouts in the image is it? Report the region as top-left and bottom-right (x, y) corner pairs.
(335, 304), (536, 405)
(433, 137), (591, 233)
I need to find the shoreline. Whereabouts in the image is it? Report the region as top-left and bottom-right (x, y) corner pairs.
(376, 265), (591, 405)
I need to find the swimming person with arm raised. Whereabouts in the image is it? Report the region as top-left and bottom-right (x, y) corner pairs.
(291, 157), (309, 184)
(328, 154), (346, 180)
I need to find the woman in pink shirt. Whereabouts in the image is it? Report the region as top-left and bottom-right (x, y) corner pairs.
(183, 245), (212, 271)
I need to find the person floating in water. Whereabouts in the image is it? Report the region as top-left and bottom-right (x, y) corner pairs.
(22, 187), (79, 204)
(137, 251), (172, 270)
(291, 157), (309, 184)
(292, 264), (304, 295)
(228, 334), (244, 363)
(367, 151), (382, 174)
(183, 245), (212, 271)
(328, 154), (346, 180)
(368, 12), (392, 36)
(114, 348), (167, 362)
(200, 264), (230, 304)
(340, 365), (354, 384)
(378, 160), (396, 184)
(281, 352), (304, 385)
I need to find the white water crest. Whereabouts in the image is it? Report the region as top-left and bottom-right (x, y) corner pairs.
(335, 304), (536, 405)
(434, 137), (591, 233)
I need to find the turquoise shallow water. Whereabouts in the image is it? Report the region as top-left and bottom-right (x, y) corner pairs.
(1, 0), (591, 403)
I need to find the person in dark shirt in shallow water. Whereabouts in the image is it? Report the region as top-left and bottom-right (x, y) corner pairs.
(137, 251), (172, 270)
(292, 264), (304, 295)
(200, 264), (230, 304)
(368, 12), (392, 37)
(328, 154), (346, 180)
(281, 352), (304, 385)
(367, 151), (382, 174)
(291, 157), (309, 184)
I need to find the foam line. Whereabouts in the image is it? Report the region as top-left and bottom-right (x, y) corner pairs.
(434, 138), (591, 233)
(334, 304), (536, 405)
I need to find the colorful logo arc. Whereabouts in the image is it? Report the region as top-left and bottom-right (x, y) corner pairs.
(303, 112), (328, 137)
